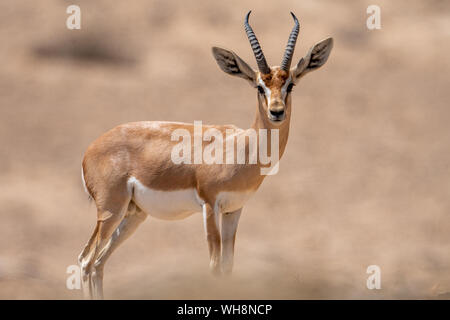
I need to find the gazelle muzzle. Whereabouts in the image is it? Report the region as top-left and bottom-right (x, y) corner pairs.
(268, 102), (286, 121)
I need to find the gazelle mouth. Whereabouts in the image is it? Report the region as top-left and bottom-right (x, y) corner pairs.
(268, 115), (285, 123)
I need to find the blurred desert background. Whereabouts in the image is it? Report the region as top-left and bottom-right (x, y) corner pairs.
(0, 0), (449, 299)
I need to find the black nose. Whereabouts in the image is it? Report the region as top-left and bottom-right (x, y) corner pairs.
(270, 109), (285, 117)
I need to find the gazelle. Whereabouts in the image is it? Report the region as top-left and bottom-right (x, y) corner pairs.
(78, 11), (333, 299)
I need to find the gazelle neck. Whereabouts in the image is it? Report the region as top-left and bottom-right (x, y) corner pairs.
(251, 96), (292, 160)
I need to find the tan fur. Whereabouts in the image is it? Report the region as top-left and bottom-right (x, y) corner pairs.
(79, 67), (292, 299)
(82, 70), (291, 208)
(78, 31), (333, 298)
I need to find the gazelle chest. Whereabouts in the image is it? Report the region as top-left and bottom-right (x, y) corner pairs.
(214, 190), (255, 214)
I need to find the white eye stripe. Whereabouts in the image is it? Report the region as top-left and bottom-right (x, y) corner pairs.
(257, 77), (271, 103)
(281, 76), (293, 100)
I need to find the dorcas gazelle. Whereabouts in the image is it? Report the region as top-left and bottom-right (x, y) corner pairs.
(78, 11), (333, 299)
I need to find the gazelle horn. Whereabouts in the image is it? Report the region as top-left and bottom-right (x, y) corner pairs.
(244, 11), (271, 74)
(280, 12), (300, 71)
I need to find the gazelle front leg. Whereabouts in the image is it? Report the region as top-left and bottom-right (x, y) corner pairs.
(202, 203), (221, 275)
(221, 208), (242, 275)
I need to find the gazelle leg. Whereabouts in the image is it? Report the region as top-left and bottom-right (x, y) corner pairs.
(78, 223), (100, 299)
(91, 204), (147, 299)
(79, 197), (130, 299)
(203, 203), (221, 275)
(221, 208), (242, 275)
(89, 216), (124, 299)
(78, 223), (99, 265)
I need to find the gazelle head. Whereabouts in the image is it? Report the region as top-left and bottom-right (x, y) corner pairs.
(212, 11), (333, 125)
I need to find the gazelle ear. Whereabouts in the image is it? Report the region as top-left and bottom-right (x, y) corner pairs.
(212, 47), (256, 84)
(291, 38), (333, 82)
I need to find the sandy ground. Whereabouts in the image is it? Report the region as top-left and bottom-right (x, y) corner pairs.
(0, 0), (449, 299)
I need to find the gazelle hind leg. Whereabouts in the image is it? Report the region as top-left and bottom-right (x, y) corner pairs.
(79, 195), (131, 299)
(91, 203), (147, 299)
(78, 223), (100, 299)
(80, 213), (125, 299)
(221, 208), (242, 275)
(78, 224), (99, 265)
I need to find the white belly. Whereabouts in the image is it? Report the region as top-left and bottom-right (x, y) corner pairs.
(129, 177), (203, 220)
(128, 177), (255, 220)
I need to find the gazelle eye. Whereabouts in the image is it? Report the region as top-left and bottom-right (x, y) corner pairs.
(257, 86), (265, 95)
(287, 83), (294, 93)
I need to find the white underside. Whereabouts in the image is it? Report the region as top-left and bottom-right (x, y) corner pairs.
(128, 177), (254, 220)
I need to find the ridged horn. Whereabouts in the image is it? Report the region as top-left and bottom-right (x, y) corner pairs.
(244, 11), (271, 74)
(280, 12), (300, 71)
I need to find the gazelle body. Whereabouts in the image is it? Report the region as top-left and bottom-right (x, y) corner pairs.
(78, 11), (333, 299)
